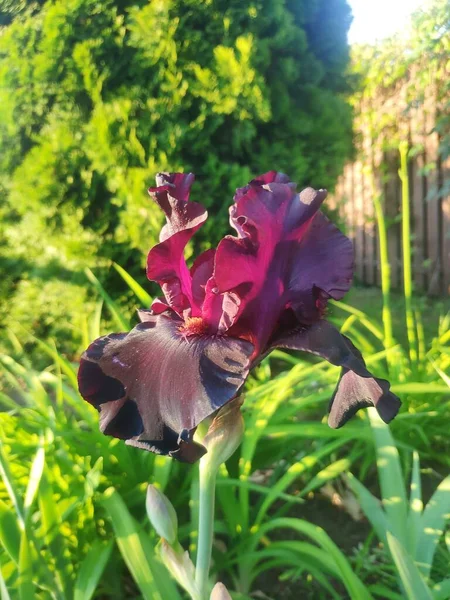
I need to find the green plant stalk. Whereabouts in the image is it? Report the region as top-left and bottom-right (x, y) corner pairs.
(372, 191), (394, 351)
(195, 462), (217, 600)
(399, 142), (418, 366)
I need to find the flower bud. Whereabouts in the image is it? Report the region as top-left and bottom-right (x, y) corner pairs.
(210, 582), (233, 600)
(159, 539), (199, 599)
(201, 396), (244, 472)
(146, 484), (178, 545)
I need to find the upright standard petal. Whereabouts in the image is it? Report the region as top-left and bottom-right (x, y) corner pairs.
(204, 172), (353, 350)
(77, 314), (253, 462)
(147, 173), (207, 317)
(269, 320), (401, 427)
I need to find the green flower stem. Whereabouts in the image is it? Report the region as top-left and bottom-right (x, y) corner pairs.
(399, 141), (418, 367)
(195, 458), (218, 600)
(372, 190), (394, 352)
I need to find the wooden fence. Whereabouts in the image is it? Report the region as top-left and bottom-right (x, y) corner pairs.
(330, 82), (450, 296)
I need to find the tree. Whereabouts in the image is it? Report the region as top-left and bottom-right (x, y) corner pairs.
(0, 0), (353, 353)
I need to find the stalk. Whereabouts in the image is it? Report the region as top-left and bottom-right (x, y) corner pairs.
(194, 398), (244, 599)
(398, 141), (418, 367)
(195, 461), (217, 600)
(369, 167), (394, 351)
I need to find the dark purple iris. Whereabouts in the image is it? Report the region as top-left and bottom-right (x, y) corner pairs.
(77, 172), (401, 462)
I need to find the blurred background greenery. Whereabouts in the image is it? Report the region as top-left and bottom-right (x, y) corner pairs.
(0, 0), (449, 599)
(0, 0), (354, 360)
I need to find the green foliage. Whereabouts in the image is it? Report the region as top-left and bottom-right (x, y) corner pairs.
(351, 0), (449, 156)
(0, 261), (449, 598)
(0, 0), (353, 351)
(349, 412), (450, 599)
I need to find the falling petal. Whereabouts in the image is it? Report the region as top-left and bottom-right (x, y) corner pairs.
(270, 320), (401, 426)
(78, 314), (253, 462)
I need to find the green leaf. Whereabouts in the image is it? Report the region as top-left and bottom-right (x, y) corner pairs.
(264, 422), (369, 440)
(24, 445), (45, 522)
(432, 579), (450, 600)
(347, 473), (389, 545)
(18, 530), (34, 600)
(390, 383), (450, 394)
(84, 457), (103, 497)
(84, 268), (129, 330)
(0, 566), (12, 600)
(416, 474), (450, 578)
(74, 540), (113, 600)
(217, 477), (304, 506)
(329, 299), (384, 340)
(216, 465), (243, 538)
(103, 487), (181, 600)
(251, 518), (373, 600)
(255, 439), (347, 525)
(368, 408), (408, 546)
(407, 451), (423, 555)
(103, 488), (159, 599)
(0, 499), (20, 564)
(152, 455), (172, 492)
(89, 299), (104, 341)
(38, 470), (70, 597)
(0, 440), (24, 527)
(368, 584), (404, 600)
(0, 392), (19, 411)
(300, 458), (352, 498)
(113, 262), (152, 306)
(247, 542), (341, 598)
(30, 336), (78, 390)
(386, 531), (433, 600)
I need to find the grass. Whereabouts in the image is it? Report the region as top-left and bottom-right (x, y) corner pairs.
(0, 143), (449, 598)
(342, 287), (449, 348)
(1, 278), (448, 598)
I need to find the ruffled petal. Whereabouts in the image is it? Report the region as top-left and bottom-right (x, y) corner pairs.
(190, 248), (216, 314)
(77, 314), (253, 462)
(203, 173), (353, 349)
(147, 173), (207, 317)
(269, 320), (401, 427)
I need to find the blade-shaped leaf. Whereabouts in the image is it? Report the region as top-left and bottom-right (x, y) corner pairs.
(250, 517), (373, 600)
(433, 579), (450, 600)
(407, 451), (423, 556)
(0, 566), (12, 600)
(386, 531), (433, 600)
(368, 584), (404, 600)
(84, 268), (129, 330)
(0, 440), (24, 527)
(74, 540), (113, 600)
(38, 470), (71, 597)
(347, 473), (389, 546)
(152, 455), (172, 492)
(368, 408), (408, 546)
(300, 458), (351, 498)
(18, 530), (34, 600)
(103, 487), (182, 600)
(113, 263), (152, 306)
(0, 499), (20, 564)
(416, 474), (450, 578)
(103, 488), (160, 599)
(24, 446), (45, 522)
(255, 439), (347, 526)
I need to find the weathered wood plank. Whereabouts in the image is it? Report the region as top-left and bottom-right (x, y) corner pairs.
(353, 160), (365, 282)
(441, 155), (450, 295)
(424, 80), (441, 295)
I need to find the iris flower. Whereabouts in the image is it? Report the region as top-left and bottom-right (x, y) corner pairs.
(78, 172), (400, 462)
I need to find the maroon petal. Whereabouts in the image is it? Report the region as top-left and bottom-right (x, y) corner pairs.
(190, 248), (216, 314)
(77, 314), (253, 462)
(147, 173), (207, 317)
(270, 320), (401, 427)
(203, 173), (353, 350)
